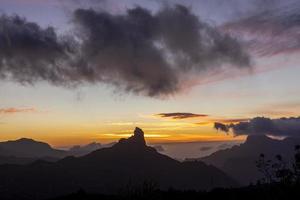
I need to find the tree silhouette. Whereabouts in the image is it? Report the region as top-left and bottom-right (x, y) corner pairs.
(256, 145), (300, 185)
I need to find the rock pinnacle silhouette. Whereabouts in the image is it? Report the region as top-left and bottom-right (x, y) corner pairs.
(116, 127), (146, 148)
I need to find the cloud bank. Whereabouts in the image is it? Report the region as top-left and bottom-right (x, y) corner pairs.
(0, 4), (250, 97)
(215, 117), (300, 137)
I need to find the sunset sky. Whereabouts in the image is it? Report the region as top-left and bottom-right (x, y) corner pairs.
(1, 0), (300, 147)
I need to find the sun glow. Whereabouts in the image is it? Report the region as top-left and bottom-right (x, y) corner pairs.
(102, 133), (171, 138)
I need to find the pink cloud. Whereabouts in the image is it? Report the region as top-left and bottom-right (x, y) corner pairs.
(0, 107), (37, 114)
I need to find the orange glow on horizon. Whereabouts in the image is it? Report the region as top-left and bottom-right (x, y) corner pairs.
(0, 125), (245, 147)
(0, 112), (248, 147)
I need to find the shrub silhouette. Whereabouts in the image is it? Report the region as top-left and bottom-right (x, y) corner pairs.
(256, 145), (300, 185)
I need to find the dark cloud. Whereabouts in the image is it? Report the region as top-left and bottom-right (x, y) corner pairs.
(157, 112), (208, 119)
(0, 14), (75, 85)
(214, 122), (229, 133)
(0, 5), (250, 97)
(223, 0), (300, 56)
(214, 116), (300, 137)
(72, 5), (250, 97)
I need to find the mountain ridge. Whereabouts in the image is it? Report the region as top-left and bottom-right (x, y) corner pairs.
(201, 135), (300, 185)
(0, 137), (66, 158)
(0, 127), (237, 200)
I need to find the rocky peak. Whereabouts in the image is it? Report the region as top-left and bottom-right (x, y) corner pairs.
(116, 127), (146, 148)
(133, 127), (145, 143)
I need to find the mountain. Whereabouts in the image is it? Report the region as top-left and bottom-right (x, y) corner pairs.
(200, 135), (300, 185)
(0, 128), (237, 200)
(69, 142), (102, 156)
(0, 138), (106, 165)
(0, 155), (60, 165)
(0, 138), (66, 159)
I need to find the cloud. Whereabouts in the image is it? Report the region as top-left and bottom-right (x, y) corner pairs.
(194, 121), (211, 126)
(252, 101), (300, 117)
(0, 14), (75, 85)
(194, 118), (249, 126)
(214, 122), (230, 133)
(72, 5), (250, 97)
(214, 118), (250, 123)
(214, 116), (300, 137)
(156, 112), (208, 119)
(0, 4), (250, 98)
(0, 107), (37, 114)
(218, 143), (233, 149)
(222, 0), (300, 56)
(199, 146), (213, 151)
(152, 145), (165, 152)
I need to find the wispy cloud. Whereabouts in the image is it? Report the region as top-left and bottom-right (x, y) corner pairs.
(214, 118), (250, 123)
(0, 107), (37, 115)
(251, 101), (300, 117)
(194, 121), (211, 126)
(222, 1), (300, 57)
(194, 118), (249, 127)
(156, 112), (208, 119)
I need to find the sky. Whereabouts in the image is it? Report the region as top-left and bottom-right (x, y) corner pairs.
(1, 0), (300, 148)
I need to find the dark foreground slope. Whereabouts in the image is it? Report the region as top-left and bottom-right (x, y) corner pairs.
(0, 128), (236, 200)
(51, 183), (300, 200)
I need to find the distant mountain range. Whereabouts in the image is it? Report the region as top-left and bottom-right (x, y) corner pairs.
(0, 138), (104, 164)
(200, 135), (300, 185)
(0, 128), (237, 200)
(2, 128), (298, 198)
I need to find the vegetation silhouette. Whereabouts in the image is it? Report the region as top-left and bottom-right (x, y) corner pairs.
(256, 145), (300, 185)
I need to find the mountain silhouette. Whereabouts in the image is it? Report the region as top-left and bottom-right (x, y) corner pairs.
(201, 135), (300, 185)
(0, 128), (237, 200)
(0, 137), (109, 165)
(0, 138), (66, 158)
